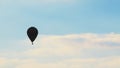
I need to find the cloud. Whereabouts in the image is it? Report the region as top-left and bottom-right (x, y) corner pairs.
(0, 56), (120, 68)
(14, 33), (120, 58)
(0, 33), (120, 68)
(38, 33), (120, 49)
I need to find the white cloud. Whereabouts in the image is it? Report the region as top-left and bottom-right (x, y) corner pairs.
(0, 58), (7, 65)
(0, 33), (120, 68)
(0, 56), (120, 68)
(14, 33), (120, 58)
(38, 33), (120, 49)
(96, 56), (120, 68)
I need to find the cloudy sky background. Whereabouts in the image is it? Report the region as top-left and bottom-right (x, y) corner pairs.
(0, 0), (120, 68)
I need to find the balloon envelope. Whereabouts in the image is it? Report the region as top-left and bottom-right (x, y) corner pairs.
(27, 27), (38, 45)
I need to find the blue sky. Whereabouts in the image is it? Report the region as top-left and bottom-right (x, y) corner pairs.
(0, 0), (120, 68)
(0, 0), (120, 38)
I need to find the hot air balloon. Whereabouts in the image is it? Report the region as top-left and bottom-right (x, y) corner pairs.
(27, 27), (38, 45)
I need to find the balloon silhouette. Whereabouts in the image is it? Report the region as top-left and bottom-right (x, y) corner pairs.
(27, 27), (38, 45)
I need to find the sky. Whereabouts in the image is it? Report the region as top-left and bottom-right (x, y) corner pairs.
(0, 0), (120, 68)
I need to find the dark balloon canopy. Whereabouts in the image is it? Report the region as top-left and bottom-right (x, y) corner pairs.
(27, 27), (38, 45)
